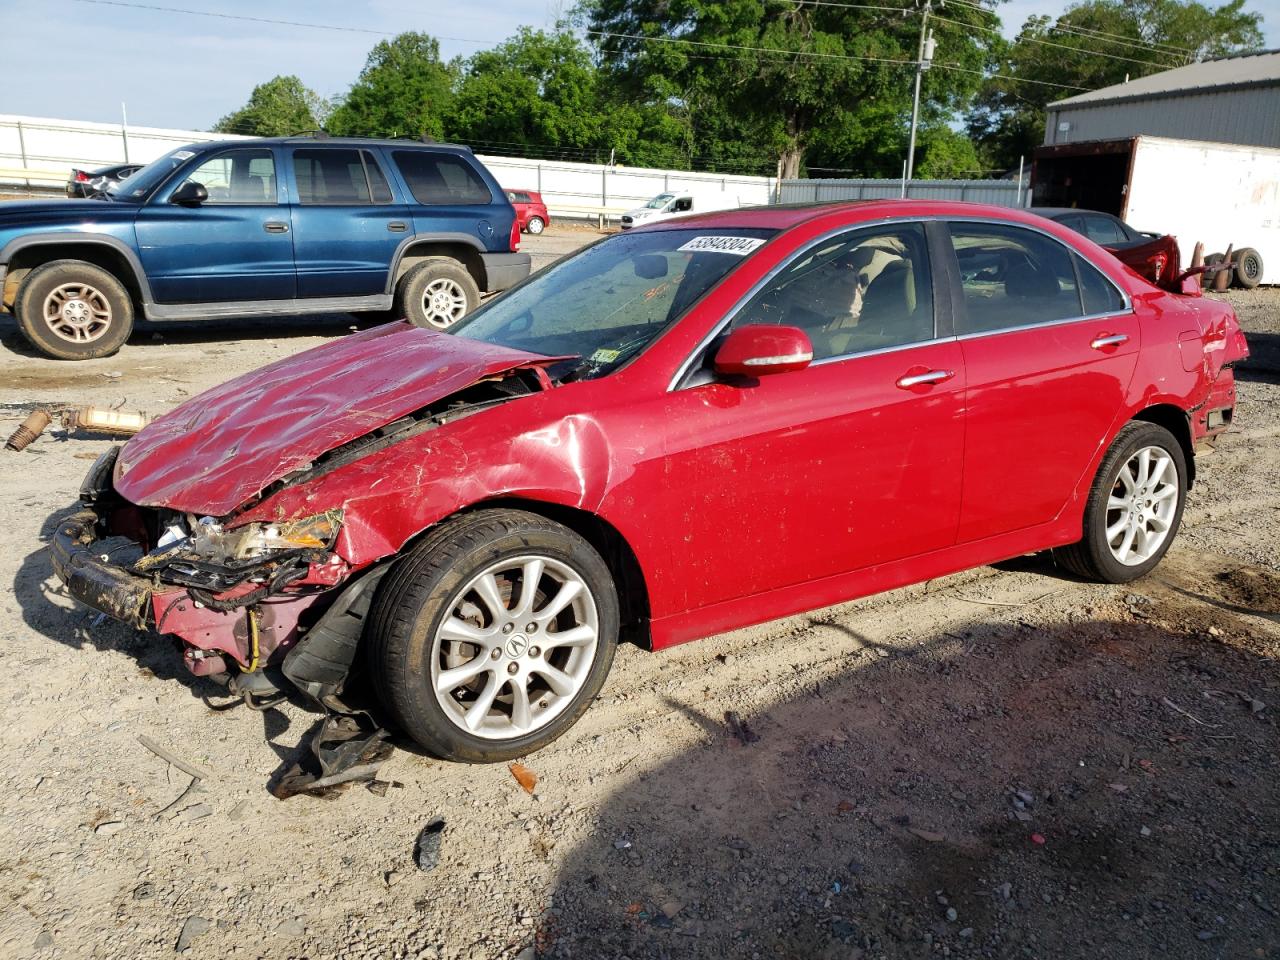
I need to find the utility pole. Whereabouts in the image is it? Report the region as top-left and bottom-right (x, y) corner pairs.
(904, 0), (935, 189)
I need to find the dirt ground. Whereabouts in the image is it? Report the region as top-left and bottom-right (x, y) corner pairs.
(0, 236), (1276, 959)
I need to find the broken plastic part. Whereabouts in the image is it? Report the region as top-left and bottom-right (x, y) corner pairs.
(60, 406), (151, 437)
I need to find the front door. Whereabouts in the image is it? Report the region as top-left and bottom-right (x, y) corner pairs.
(643, 221), (966, 616)
(135, 147), (295, 303)
(943, 220), (1141, 542)
(287, 147), (407, 298)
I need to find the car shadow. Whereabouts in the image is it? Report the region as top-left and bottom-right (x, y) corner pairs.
(538, 594), (1280, 958)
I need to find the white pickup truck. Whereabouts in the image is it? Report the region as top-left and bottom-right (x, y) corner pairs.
(620, 191), (741, 229)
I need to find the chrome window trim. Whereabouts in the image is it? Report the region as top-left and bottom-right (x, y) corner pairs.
(666, 212), (1132, 391)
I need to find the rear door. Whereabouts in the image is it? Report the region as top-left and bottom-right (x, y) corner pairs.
(391, 149), (501, 247)
(134, 146), (294, 303)
(287, 147), (407, 298)
(944, 220), (1140, 542)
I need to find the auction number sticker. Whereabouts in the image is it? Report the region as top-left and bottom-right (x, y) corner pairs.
(676, 235), (767, 256)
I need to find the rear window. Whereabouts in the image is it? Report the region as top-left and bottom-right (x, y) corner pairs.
(508, 190), (532, 203)
(394, 151), (492, 205)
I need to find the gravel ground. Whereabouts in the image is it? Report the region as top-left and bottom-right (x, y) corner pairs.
(0, 253), (1276, 960)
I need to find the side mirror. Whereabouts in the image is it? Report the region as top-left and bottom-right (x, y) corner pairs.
(633, 254), (669, 280)
(170, 180), (208, 206)
(713, 324), (813, 378)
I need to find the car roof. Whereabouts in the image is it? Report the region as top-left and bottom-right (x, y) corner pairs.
(187, 136), (475, 153)
(635, 200), (1097, 232)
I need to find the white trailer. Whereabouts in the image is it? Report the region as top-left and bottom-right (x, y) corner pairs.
(1031, 135), (1279, 286)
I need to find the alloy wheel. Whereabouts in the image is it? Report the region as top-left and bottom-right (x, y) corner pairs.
(419, 278), (469, 329)
(1105, 445), (1179, 565)
(42, 282), (112, 344)
(430, 555), (600, 740)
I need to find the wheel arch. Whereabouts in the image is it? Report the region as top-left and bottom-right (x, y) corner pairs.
(1, 234), (150, 310)
(388, 235), (486, 294)
(392, 497), (653, 650)
(1131, 403), (1195, 487)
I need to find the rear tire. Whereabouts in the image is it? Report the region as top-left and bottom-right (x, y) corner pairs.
(394, 258), (480, 331)
(366, 509), (620, 762)
(1234, 247), (1263, 289)
(526, 216), (545, 235)
(1053, 421), (1187, 583)
(14, 260), (134, 360)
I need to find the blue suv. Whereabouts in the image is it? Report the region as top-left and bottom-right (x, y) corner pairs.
(0, 136), (530, 359)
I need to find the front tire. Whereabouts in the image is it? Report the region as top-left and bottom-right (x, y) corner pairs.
(394, 258), (480, 331)
(1053, 421), (1187, 583)
(14, 260), (134, 360)
(526, 216), (545, 235)
(367, 510), (620, 762)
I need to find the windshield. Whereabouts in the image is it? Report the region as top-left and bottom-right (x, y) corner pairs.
(451, 227), (776, 381)
(106, 145), (201, 201)
(644, 193), (675, 209)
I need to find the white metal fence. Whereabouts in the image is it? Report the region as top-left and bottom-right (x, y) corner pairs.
(1, 113), (1026, 214)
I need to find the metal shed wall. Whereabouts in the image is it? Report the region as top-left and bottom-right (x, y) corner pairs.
(777, 177), (1026, 206)
(1045, 85), (1280, 149)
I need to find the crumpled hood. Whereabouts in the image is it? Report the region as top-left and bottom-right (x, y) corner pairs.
(115, 323), (561, 516)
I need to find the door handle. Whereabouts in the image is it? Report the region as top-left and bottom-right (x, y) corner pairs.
(263, 221), (289, 234)
(896, 369), (954, 389)
(387, 221), (408, 232)
(1090, 333), (1128, 350)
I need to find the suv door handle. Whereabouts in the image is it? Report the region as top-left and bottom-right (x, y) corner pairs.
(1090, 333), (1128, 350)
(896, 369), (954, 389)
(388, 221), (408, 232)
(263, 221), (289, 234)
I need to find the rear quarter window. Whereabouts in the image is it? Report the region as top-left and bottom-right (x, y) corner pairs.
(393, 151), (493, 205)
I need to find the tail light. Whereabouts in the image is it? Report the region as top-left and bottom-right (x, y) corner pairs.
(1145, 252), (1168, 284)
(73, 170), (90, 182)
(509, 217), (520, 253)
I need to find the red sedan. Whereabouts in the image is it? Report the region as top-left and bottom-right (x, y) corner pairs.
(53, 201), (1247, 766)
(506, 189), (550, 235)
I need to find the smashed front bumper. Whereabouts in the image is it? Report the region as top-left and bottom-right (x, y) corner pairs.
(50, 509), (153, 628)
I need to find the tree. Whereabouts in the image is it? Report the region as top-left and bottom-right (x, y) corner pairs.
(327, 32), (458, 139)
(580, 0), (997, 178)
(214, 75), (328, 137)
(967, 0), (1265, 171)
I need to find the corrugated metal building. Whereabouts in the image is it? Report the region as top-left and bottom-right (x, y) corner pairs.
(1044, 49), (1280, 149)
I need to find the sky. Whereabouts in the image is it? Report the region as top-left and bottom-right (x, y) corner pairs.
(2, 0), (1277, 132)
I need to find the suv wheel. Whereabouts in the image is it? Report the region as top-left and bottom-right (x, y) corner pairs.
(367, 509), (620, 762)
(15, 260), (134, 360)
(396, 258), (480, 330)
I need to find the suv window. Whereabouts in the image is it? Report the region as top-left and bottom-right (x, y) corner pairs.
(730, 222), (934, 360)
(177, 148), (276, 204)
(394, 151), (492, 205)
(949, 222), (1081, 334)
(293, 148), (391, 204)
(1081, 214), (1127, 245)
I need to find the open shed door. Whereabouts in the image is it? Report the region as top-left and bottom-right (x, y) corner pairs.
(1030, 138), (1137, 216)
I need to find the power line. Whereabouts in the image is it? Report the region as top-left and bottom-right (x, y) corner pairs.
(588, 28), (921, 67)
(930, 12), (1184, 69)
(1049, 21), (1195, 57)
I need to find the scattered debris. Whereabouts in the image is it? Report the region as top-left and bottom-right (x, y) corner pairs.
(60, 405), (152, 437)
(5, 408), (51, 451)
(137, 734), (211, 782)
(414, 817), (446, 872)
(1162, 697), (1219, 727)
(724, 710), (760, 744)
(1030, 833), (1046, 845)
(178, 802), (213, 822)
(132, 882), (154, 901)
(908, 828), (945, 843)
(509, 761), (538, 794)
(155, 777), (203, 821)
(94, 820), (126, 836)
(367, 779), (404, 797)
(175, 916), (211, 953)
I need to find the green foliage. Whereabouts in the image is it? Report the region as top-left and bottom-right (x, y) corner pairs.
(213, 76), (327, 137)
(967, 0), (1265, 171)
(327, 32), (458, 139)
(579, 0), (996, 177)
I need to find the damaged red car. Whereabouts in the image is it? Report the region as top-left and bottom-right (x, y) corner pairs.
(52, 201), (1248, 767)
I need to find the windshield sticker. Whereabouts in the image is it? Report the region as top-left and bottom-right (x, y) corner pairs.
(171, 150), (196, 160)
(589, 348), (621, 364)
(677, 236), (766, 256)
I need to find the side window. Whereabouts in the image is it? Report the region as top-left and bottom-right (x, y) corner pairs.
(730, 222), (934, 361)
(508, 191), (531, 203)
(293, 149), (373, 204)
(176, 149), (275, 204)
(1075, 253), (1126, 315)
(672, 197), (693, 212)
(362, 151), (393, 203)
(949, 222), (1081, 335)
(1082, 215), (1126, 246)
(393, 151), (492, 205)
